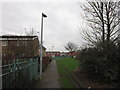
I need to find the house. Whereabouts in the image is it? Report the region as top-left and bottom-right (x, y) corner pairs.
(39, 45), (46, 56)
(42, 46), (46, 56)
(66, 51), (78, 57)
(0, 35), (40, 59)
(46, 51), (61, 57)
(60, 52), (66, 56)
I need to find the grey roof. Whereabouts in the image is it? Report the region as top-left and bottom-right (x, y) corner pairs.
(46, 51), (60, 53)
(0, 35), (38, 38)
(0, 35), (38, 41)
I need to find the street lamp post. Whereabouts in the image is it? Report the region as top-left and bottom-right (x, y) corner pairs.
(52, 46), (54, 52)
(40, 13), (47, 78)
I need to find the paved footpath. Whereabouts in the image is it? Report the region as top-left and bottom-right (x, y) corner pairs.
(34, 60), (60, 88)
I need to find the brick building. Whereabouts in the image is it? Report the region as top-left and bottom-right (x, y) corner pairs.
(66, 51), (78, 57)
(41, 46), (46, 56)
(46, 51), (61, 57)
(0, 35), (40, 59)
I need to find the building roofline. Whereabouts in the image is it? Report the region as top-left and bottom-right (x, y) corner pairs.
(42, 46), (46, 50)
(46, 51), (60, 53)
(0, 35), (38, 38)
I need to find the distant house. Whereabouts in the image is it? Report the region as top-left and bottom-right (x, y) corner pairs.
(46, 51), (61, 57)
(39, 45), (46, 57)
(66, 51), (78, 57)
(0, 35), (40, 59)
(60, 52), (66, 56)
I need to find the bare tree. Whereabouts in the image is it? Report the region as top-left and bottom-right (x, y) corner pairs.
(64, 42), (78, 52)
(24, 28), (40, 57)
(81, 0), (119, 45)
(25, 28), (39, 36)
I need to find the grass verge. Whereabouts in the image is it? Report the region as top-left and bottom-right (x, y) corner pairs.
(55, 57), (79, 88)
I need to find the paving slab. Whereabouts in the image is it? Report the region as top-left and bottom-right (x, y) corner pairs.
(35, 60), (60, 88)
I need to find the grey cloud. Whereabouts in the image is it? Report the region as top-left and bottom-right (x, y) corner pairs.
(2, 2), (84, 51)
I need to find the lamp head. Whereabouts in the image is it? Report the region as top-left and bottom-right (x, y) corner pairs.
(42, 13), (47, 17)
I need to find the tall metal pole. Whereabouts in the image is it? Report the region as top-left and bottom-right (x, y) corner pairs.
(40, 14), (43, 78)
(40, 13), (47, 78)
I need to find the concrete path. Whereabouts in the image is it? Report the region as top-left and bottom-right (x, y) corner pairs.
(35, 60), (60, 88)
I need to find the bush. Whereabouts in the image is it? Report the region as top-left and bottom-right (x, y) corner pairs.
(77, 41), (120, 85)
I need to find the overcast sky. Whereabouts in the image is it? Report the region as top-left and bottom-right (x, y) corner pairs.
(0, 0), (87, 52)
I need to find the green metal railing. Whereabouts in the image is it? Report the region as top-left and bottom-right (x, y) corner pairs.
(0, 57), (39, 88)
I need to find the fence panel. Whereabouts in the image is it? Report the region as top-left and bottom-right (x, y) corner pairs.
(0, 57), (39, 88)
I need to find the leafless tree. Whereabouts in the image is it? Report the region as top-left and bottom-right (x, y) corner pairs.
(64, 42), (78, 52)
(81, 0), (119, 45)
(25, 28), (39, 36)
(24, 28), (40, 57)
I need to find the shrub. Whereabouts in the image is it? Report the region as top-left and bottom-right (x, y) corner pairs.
(77, 41), (120, 85)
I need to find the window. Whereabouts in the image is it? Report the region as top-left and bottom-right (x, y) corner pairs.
(25, 41), (27, 46)
(1, 41), (7, 46)
(17, 41), (20, 46)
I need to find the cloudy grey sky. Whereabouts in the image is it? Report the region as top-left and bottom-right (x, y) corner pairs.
(0, 0), (87, 52)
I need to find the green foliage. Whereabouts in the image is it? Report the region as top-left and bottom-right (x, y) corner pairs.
(77, 41), (120, 86)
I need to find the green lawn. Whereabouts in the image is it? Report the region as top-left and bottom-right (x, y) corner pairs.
(55, 57), (79, 88)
